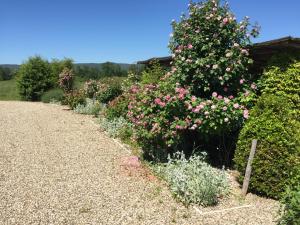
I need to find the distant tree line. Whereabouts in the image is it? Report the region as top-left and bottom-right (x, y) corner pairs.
(75, 62), (143, 79)
(0, 67), (16, 80)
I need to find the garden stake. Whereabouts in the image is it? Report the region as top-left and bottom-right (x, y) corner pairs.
(242, 139), (257, 196)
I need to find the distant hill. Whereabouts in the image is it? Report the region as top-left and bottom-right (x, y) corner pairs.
(0, 64), (19, 69)
(0, 62), (137, 70)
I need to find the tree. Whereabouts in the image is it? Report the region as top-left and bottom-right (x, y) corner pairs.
(17, 56), (52, 101)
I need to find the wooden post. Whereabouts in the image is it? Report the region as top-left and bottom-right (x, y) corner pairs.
(242, 139), (258, 197)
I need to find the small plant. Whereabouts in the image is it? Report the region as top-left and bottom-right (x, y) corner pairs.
(278, 184), (300, 225)
(63, 90), (86, 109)
(99, 117), (132, 138)
(153, 152), (229, 206)
(74, 98), (102, 116)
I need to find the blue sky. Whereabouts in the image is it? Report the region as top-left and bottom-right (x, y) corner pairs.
(1, 0), (300, 64)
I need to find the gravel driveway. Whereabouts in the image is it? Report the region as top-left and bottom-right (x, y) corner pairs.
(0, 101), (279, 225)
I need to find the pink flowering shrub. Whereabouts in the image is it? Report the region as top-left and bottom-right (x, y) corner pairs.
(84, 80), (100, 99)
(58, 68), (74, 93)
(128, 0), (259, 162)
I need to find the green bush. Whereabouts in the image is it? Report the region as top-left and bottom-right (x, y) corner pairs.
(127, 0), (259, 162)
(153, 152), (229, 206)
(41, 88), (64, 103)
(259, 62), (300, 111)
(141, 60), (165, 84)
(63, 90), (86, 109)
(234, 95), (300, 198)
(17, 56), (52, 101)
(235, 60), (300, 199)
(279, 184), (300, 225)
(97, 85), (122, 104)
(105, 94), (130, 120)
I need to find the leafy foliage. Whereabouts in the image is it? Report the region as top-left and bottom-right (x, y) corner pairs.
(0, 67), (14, 81)
(153, 152), (229, 206)
(127, 0), (259, 162)
(141, 60), (165, 84)
(74, 98), (102, 116)
(234, 60), (300, 198)
(234, 95), (300, 198)
(105, 94), (130, 120)
(279, 184), (300, 225)
(41, 88), (64, 103)
(99, 117), (132, 138)
(17, 56), (52, 101)
(63, 90), (86, 109)
(96, 84), (122, 104)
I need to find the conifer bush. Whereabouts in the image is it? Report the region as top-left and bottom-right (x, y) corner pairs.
(234, 61), (300, 198)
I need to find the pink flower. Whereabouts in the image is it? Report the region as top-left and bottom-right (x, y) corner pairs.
(191, 95), (197, 102)
(240, 79), (244, 84)
(223, 18), (229, 24)
(187, 44), (193, 49)
(165, 95), (171, 101)
(244, 91), (250, 97)
(229, 95), (234, 99)
(224, 87), (228, 92)
(212, 92), (218, 97)
(243, 109), (249, 119)
(204, 111), (209, 115)
(223, 106), (227, 111)
(154, 98), (162, 105)
(251, 83), (257, 90)
(241, 49), (249, 55)
(233, 103), (240, 109)
(218, 95), (223, 100)
(224, 118), (229, 122)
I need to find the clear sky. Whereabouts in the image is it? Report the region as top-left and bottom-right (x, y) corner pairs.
(1, 0), (300, 64)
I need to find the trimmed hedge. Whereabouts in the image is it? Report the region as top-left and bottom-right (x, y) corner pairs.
(234, 95), (299, 198)
(234, 61), (300, 199)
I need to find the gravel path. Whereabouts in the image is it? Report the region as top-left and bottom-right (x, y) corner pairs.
(0, 101), (279, 225)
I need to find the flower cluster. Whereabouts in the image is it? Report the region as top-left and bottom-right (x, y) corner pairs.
(83, 80), (100, 98)
(125, 1), (259, 160)
(58, 68), (74, 93)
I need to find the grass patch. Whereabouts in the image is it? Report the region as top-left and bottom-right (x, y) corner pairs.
(0, 78), (20, 101)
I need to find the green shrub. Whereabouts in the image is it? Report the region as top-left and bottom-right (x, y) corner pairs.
(128, 0), (259, 162)
(279, 184), (300, 225)
(234, 94), (300, 198)
(17, 56), (52, 101)
(235, 60), (300, 199)
(63, 90), (86, 109)
(97, 85), (122, 104)
(105, 94), (130, 120)
(141, 60), (165, 84)
(153, 152), (229, 206)
(259, 62), (300, 111)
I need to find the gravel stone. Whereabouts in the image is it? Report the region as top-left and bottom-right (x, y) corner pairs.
(0, 101), (279, 225)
